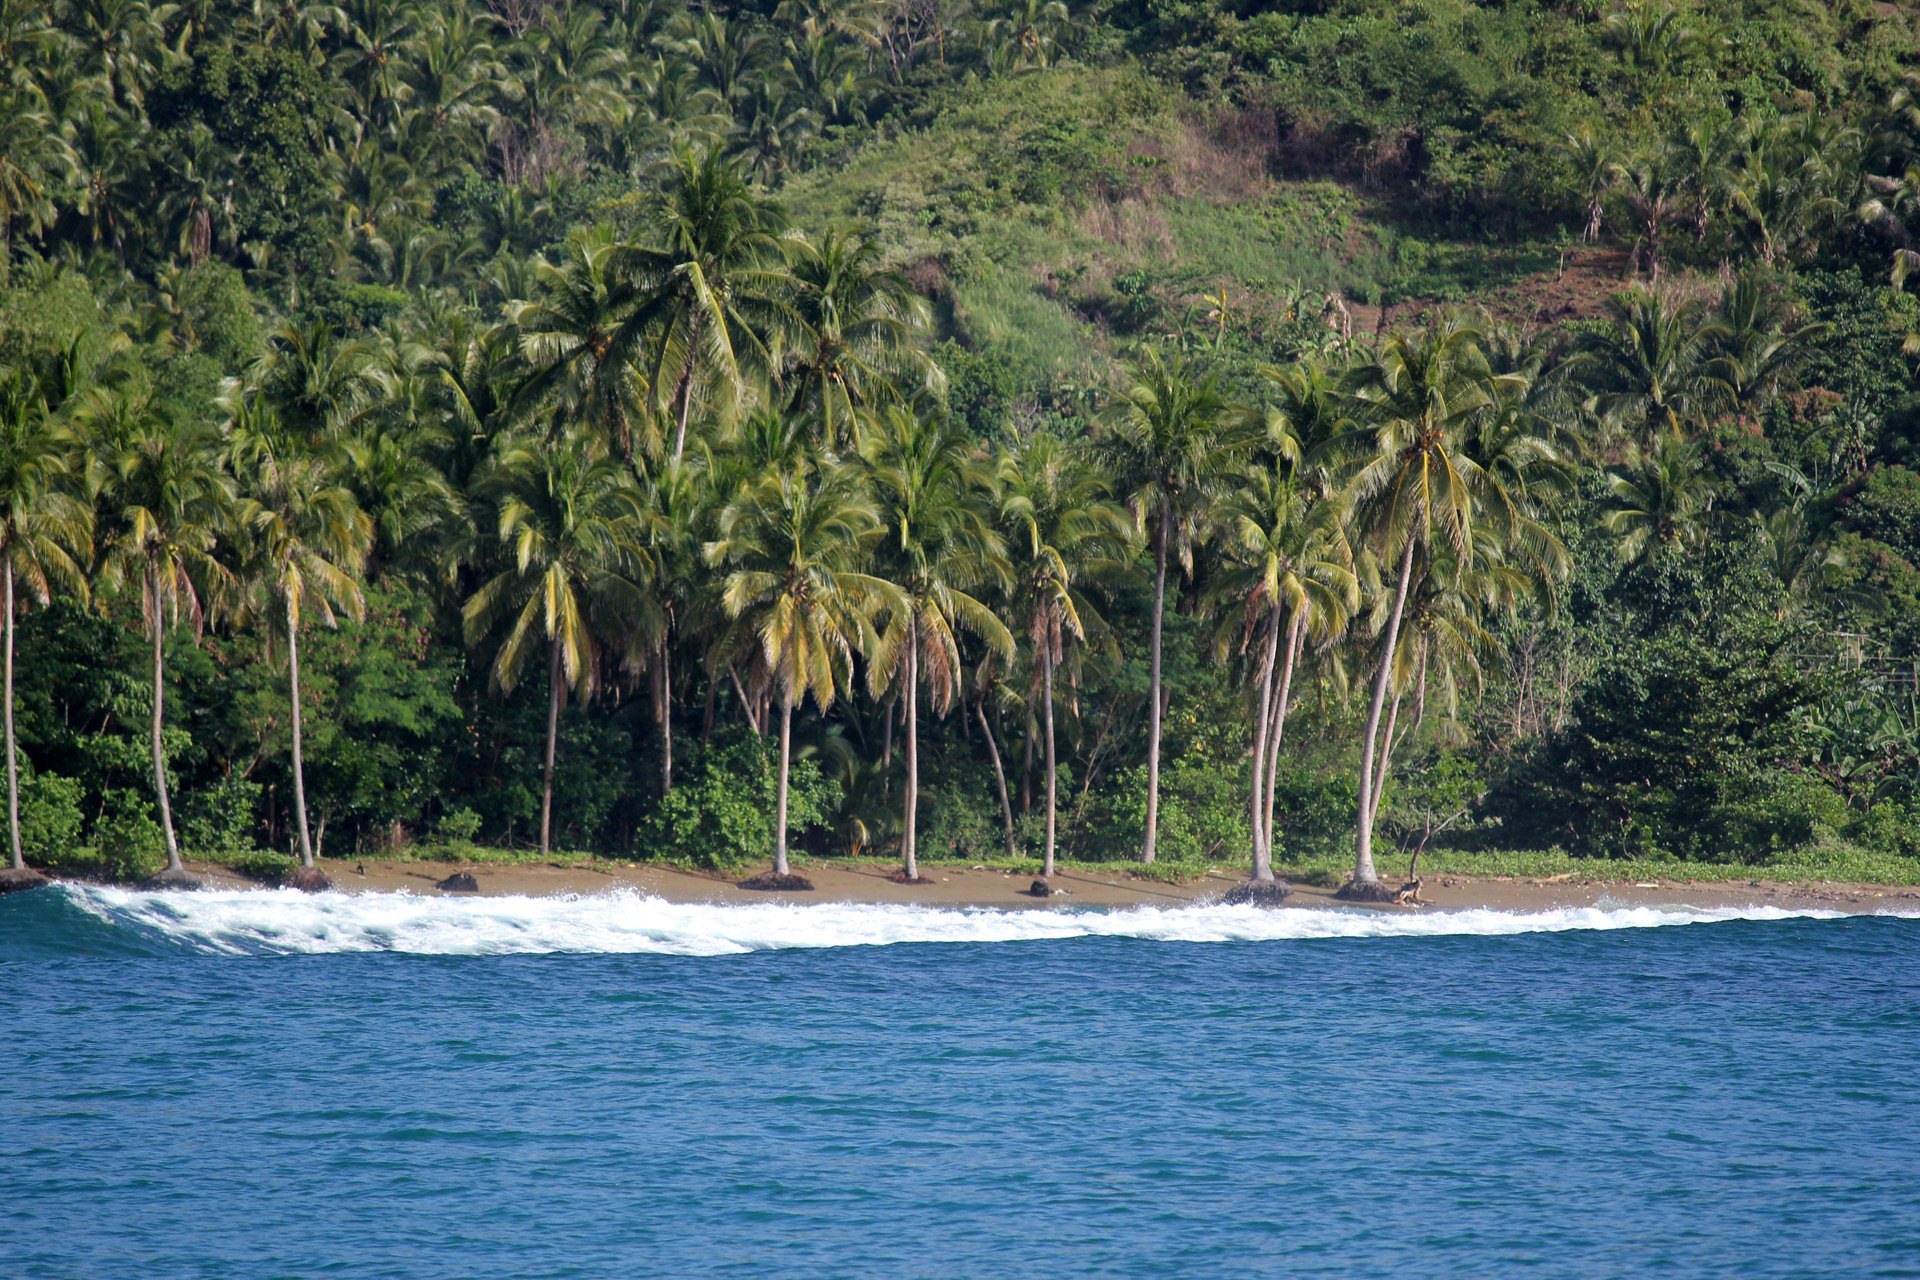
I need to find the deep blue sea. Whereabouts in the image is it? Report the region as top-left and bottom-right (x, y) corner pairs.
(2, 885), (1916, 1279)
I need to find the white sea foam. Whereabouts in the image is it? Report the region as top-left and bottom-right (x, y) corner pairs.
(40, 884), (1864, 957)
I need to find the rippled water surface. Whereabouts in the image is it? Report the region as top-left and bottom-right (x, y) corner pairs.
(2, 884), (1917, 1279)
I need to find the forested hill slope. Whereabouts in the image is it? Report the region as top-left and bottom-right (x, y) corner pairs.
(1, 0), (1919, 884)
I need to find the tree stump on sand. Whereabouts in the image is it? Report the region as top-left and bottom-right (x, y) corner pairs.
(738, 872), (814, 891)
(1025, 878), (1052, 897)
(1333, 879), (1403, 904)
(885, 871), (934, 885)
(0, 868), (50, 895)
(286, 866), (334, 893)
(140, 868), (205, 891)
(436, 871), (480, 893)
(1222, 879), (1292, 907)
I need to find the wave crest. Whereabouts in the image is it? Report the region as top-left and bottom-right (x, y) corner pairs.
(0, 883), (1860, 958)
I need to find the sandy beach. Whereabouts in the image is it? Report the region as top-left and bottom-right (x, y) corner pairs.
(165, 856), (1920, 915)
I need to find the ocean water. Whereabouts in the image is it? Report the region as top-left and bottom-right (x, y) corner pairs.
(2, 886), (1917, 1279)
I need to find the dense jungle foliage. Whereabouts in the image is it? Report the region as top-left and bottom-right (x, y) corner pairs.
(3, 0), (1920, 885)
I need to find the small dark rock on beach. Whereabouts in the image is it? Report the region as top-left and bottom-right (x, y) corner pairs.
(738, 871), (815, 891)
(436, 871), (480, 893)
(286, 866), (334, 893)
(140, 868), (205, 891)
(1222, 879), (1293, 907)
(1025, 878), (1052, 897)
(886, 871), (935, 885)
(1333, 879), (1403, 903)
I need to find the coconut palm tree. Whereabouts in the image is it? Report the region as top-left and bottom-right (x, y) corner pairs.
(511, 223), (651, 460)
(0, 362), (91, 873)
(1099, 347), (1244, 862)
(862, 406), (1013, 881)
(779, 226), (936, 450)
(1575, 287), (1729, 444)
(236, 447), (372, 873)
(614, 145), (792, 465)
(463, 438), (650, 856)
(95, 411), (237, 880)
(1604, 434), (1716, 565)
(1208, 468), (1356, 881)
(706, 461), (900, 877)
(999, 431), (1129, 878)
(1335, 318), (1499, 888)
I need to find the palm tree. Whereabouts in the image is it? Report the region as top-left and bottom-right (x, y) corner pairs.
(463, 439), (649, 856)
(237, 448), (372, 874)
(96, 411), (237, 881)
(1335, 318), (1498, 887)
(0, 362), (91, 874)
(999, 432), (1128, 878)
(862, 407), (1013, 881)
(1208, 469), (1355, 882)
(1604, 435), (1716, 565)
(614, 145), (792, 465)
(706, 462), (900, 877)
(779, 227), (936, 449)
(1608, 146), (1687, 280)
(1099, 347), (1242, 863)
(1575, 287), (1729, 444)
(511, 223), (650, 459)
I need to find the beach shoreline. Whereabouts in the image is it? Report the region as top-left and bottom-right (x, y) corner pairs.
(139, 856), (1920, 915)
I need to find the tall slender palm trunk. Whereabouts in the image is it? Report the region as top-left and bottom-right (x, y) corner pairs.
(1368, 692), (1403, 834)
(150, 571), (182, 873)
(1142, 500), (1170, 863)
(1262, 611), (1305, 856)
(902, 625), (919, 880)
(1355, 538), (1417, 884)
(773, 693), (793, 876)
(656, 639), (672, 795)
(1247, 610), (1280, 882)
(5, 564), (20, 872)
(977, 699), (1016, 861)
(540, 638), (561, 856)
(1042, 646), (1058, 879)
(287, 598), (314, 867)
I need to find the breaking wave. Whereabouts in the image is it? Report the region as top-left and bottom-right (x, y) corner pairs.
(0, 882), (1871, 959)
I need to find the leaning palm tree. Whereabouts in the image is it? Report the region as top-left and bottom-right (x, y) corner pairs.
(706, 462), (900, 877)
(1333, 317), (1498, 888)
(862, 406), (1013, 881)
(237, 448), (372, 876)
(96, 411), (237, 882)
(463, 438), (650, 856)
(0, 364), (91, 874)
(999, 432), (1129, 878)
(1099, 347), (1244, 862)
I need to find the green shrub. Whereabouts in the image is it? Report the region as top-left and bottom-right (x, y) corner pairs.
(638, 728), (833, 868)
(19, 769), (84, 865)
(181, 776), (263, 856)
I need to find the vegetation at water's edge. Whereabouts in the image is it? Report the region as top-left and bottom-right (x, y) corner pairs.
(4, 0), (1920, 889)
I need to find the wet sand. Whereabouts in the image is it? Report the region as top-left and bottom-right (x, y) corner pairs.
(175, 857), (1920, 915)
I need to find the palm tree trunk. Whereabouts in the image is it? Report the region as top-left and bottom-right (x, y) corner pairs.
(4, 563), (20, 872)
(656, 639), (672, 795)
(774, 693), (792, 877)
(1020, 711), (1033, 813)
(903, 624), (919, 880)
(1043, 645), (1058, 879)
(150, 573), (182, 873)
(1142, 500), (1170, 864)
(1369, 692), (1403, 833)
(540, 638), (561, 857)
(1248, 610), (1279, 882)
(1356, 537), (1417, 884)
(977, 698), (1017, 861)
(669, 350), (696, 466)
(287, 598), (314, 868)
(1263, 610), (1305, 856)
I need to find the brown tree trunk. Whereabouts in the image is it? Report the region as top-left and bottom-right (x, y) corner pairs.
(288, 597), (314, 867)
(1356, 537), (1416, 884)
(1020, 710), (1033, 814)
(540, 639), (561, 856)
(977, 699), (1016, 862)
(151, 572), (182, 873)
(1142, 500), (1170, 863)
(774, 692), (792, 876)
(4, 563), (19, 871)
